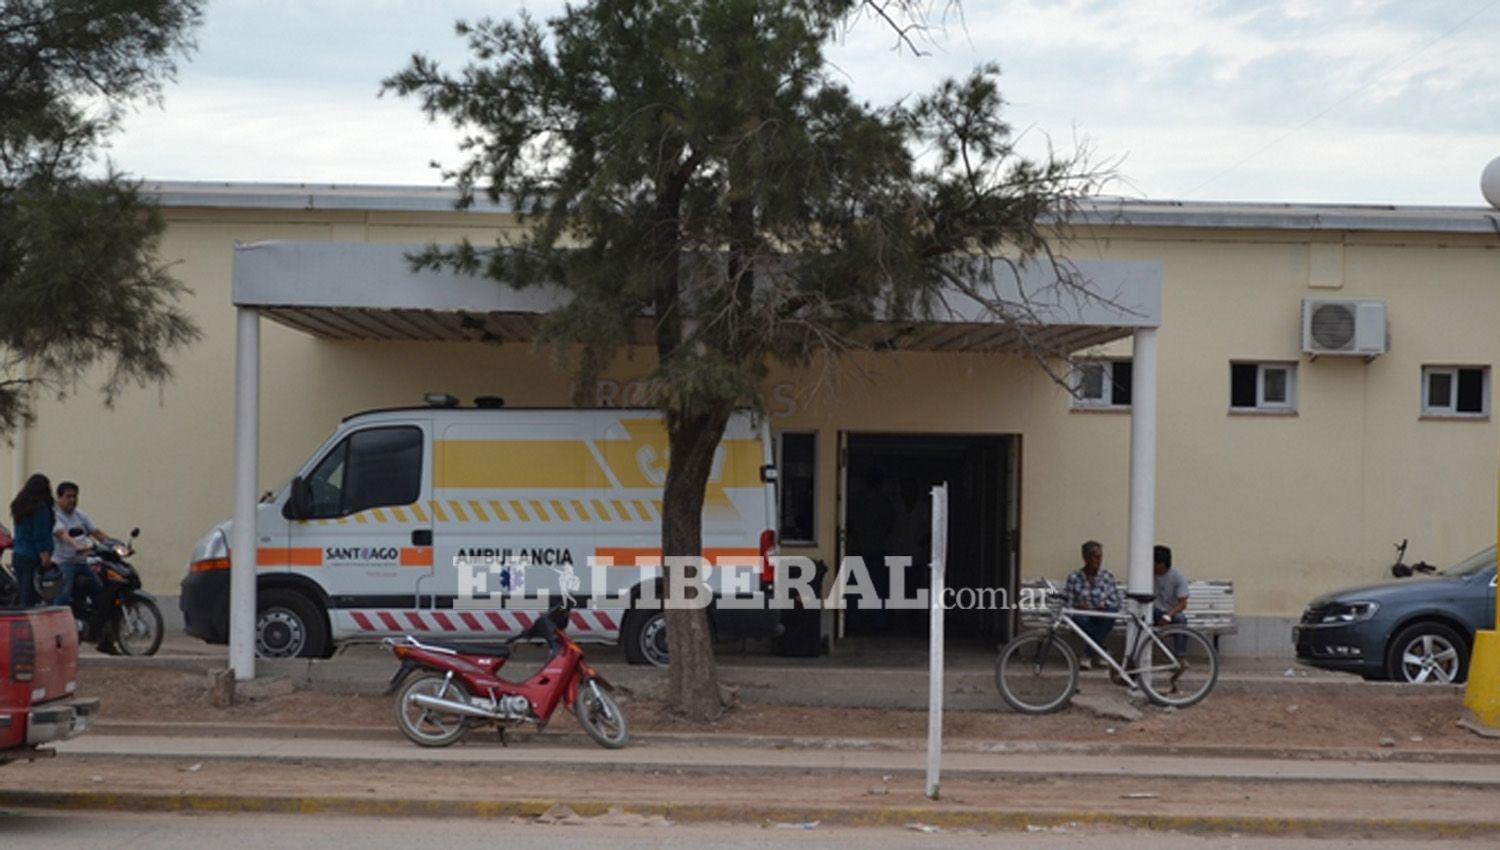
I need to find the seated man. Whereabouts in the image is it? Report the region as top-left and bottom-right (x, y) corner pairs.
(51, 481), (111, 620)
(1152, 544), (1189, 654)
(1064, 540), (1120, 668)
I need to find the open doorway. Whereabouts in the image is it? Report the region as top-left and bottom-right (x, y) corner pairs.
(839, 433), (1018, 643)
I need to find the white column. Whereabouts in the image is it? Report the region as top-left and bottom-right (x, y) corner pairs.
(229, 308), (260, 681)
(925, 482), (948, 800)
(10, 416), (25, 494)
(1127, 328), (1159, 682)
(1126, 328), (1158, 597)
(10, 365), (30, 492)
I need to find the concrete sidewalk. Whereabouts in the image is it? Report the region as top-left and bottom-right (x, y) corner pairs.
(87, 718), (1500, 765)
(84, 633), (1423, 710)
(55, 733), (1500, 788)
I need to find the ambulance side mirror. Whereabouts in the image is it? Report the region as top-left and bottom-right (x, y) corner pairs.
(284, 477), (313, 520)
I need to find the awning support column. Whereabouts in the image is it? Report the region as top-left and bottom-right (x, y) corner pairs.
(229, 307), (260, 681)
(1127, 328), (1159, 683)
(1127, 327), (1158, 598)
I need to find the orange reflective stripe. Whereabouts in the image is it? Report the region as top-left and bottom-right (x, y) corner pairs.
(256, 547), (323, 567)
(593, 547), (758, 567)
(400, 547), (434, 567)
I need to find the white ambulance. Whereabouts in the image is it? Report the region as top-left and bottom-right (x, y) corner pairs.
(180, 398), (781, 665)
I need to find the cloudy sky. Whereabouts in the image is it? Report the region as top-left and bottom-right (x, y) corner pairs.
(108, 0), (1500, 206)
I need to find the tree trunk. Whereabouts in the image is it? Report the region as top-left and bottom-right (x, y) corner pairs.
(661, 406), (732, 720)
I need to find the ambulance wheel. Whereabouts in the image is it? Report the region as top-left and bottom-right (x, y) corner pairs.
(622, 610), (669, 667)
(256, 589), (329, 659)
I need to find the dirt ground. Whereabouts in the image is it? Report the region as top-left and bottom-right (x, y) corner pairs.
(74, 666), (1500, 753)
(5, 755), (1500, 835)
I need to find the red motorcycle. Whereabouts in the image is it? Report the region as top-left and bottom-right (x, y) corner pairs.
(383, 602), (629, 749)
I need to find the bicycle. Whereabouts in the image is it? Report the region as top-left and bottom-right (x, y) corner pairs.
(995, 581), (1218, 714)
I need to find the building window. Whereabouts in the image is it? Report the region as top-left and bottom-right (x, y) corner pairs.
(1072, 360), (1132, 408)
(776, 431), (816, 546)
(1422, 366), (1489, 418)
(1230, 362), (1296, 412)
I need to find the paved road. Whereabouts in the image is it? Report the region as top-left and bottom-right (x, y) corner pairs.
(54, 733), (1500, 787)
(0, 810), (1486, 850)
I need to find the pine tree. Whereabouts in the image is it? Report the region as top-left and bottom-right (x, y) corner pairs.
(386, 0), (1108, 719)
(0, 0), (203, 431)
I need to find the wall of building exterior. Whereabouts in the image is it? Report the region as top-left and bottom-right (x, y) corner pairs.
(9, 204), (1499, 652)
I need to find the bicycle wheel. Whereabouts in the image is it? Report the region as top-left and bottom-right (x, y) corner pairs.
(995, 630), (1079, 714)
(1140, 626), (1218, 708)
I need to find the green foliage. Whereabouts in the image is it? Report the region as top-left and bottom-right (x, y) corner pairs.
(386, 0), (1107, 416)
(0, 0), (203, 432)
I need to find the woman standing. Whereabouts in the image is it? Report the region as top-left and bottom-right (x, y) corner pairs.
(9, 473), (55, 607)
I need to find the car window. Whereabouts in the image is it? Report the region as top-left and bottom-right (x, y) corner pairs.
(305, 440), (348, 519)
(303, 426), (423, 519)
(1447, 546), (1495, 577)
(343, 427), (424, 513)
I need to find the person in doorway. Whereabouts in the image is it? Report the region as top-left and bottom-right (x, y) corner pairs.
(8, 473), (55, 607)
(1152, 544), (1190, 654)
(51, 481), (112, 616)
(1064, 540), (1120, 668)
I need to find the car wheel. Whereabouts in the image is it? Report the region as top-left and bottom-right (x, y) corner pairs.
(256, 589), (330, 659)
(622, 610), (669, 667)
(1387, 622), (1469, 685)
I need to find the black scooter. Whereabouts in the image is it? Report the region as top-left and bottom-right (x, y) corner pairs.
(1390, 539), (1437, 579)
(35, 528), (163, 655)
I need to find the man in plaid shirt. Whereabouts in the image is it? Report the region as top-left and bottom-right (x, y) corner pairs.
(1065, 540), (1121, 667)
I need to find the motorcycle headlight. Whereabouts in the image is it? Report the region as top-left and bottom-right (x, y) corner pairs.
(114, 545), (130, 558)
(1320, 601), (1380, 624)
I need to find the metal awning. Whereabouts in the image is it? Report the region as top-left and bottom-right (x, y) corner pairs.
(222, 239), (1166, 680)
(233, 241), (1161, 352)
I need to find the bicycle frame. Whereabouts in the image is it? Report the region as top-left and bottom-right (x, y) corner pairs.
(1037, 605), (1186, 688)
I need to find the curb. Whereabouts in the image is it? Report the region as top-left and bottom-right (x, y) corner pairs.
(2, 788), (1498, 839)
(49, 742), (1500, 789)
(86, 720), (1500, 766)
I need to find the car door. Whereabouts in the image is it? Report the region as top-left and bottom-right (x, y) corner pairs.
(290, 421), (433, 637)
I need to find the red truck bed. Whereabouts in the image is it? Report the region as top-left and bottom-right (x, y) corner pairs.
(1, 606), (100, 762)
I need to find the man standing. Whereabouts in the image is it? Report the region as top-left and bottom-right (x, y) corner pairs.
(52, 481), (112, 612)
(1153, 544), (1190, 653)
(1065, 540), (1121, 667)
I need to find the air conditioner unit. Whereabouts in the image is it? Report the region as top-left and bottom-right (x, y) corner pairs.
(1301, 298), (1388, 357)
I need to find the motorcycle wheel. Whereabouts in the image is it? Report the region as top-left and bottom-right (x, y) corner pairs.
(574, 680), (630, 749)
(112, 597), (164, 656)
(395, 673), (473, 748)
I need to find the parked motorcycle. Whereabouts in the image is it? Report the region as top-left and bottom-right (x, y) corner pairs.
(384, 602), (629, 749)
(36, 528), (163, 656)
(1390, 539), (1437, 579)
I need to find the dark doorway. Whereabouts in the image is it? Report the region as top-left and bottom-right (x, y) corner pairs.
(840, 433), (1017, 641)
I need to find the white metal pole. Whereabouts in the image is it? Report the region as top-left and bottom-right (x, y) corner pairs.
(10, 413), (25, 493)
(1127, 328), (1159, 681)
(229, 308), (260, 681)
(10, 364), (30, 492)
(925, 482), (949, 800)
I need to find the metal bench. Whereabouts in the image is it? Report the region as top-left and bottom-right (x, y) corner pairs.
(1018, 578), (1236, 649)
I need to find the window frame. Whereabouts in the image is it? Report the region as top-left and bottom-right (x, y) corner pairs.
(774, 430), (818, 547)
(1071, 359), (1133, 410)
(303, 425), (425, 519)
(1421, 365), (1490, 419)
(1229, 361), (1298, 413)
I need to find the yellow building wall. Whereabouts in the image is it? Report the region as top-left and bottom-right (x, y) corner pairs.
(10, 203), (1499, 626)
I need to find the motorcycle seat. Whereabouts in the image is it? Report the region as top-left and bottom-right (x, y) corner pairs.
(425, 640), (512, 658)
